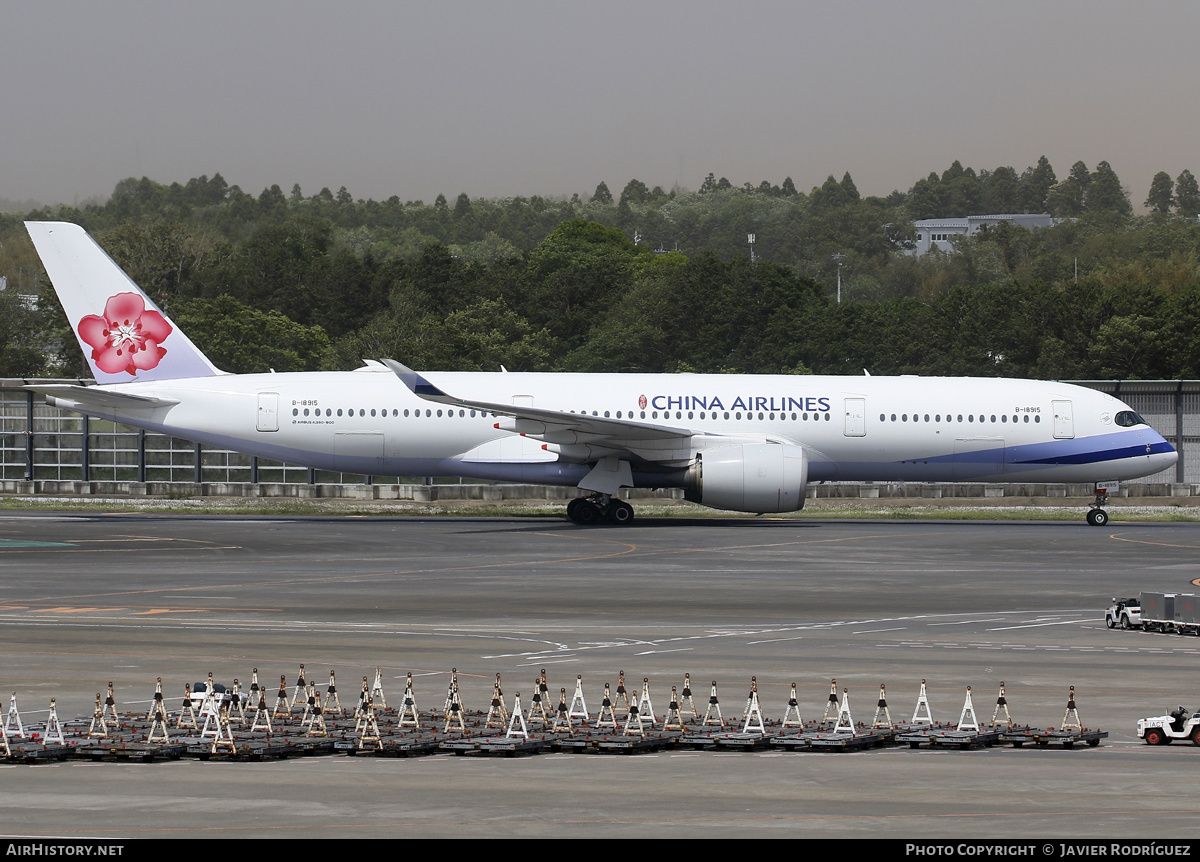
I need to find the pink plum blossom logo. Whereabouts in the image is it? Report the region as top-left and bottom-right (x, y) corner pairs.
(77, 292), (172, 376)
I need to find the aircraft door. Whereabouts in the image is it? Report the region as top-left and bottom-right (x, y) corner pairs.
(257, 392), (279, 432)
(843, 398), (866, 437)
(1052, 400), (1074, 439)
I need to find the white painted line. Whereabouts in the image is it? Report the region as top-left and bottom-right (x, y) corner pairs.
(987, 618), (1093, 631)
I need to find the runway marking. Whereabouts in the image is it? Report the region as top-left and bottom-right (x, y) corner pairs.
(130, 608), (212, 615)
(1108, 531), (1200, 551)
(0, 539), (72, 548)
(884, 639), (1200, 656)
(929, 618), (1006, 626)
(986, 618), (1094, 631)
(32, 606), (128, 614)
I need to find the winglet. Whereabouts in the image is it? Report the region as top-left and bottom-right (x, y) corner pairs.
(380, 358), (454, 401)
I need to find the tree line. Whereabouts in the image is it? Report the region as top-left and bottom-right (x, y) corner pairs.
(1, 156), (1199, 382)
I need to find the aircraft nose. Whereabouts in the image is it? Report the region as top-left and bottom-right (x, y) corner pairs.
(1151, 431), (1178, 473)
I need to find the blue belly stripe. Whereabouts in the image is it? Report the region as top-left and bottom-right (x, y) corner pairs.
(1014, 440), (1175, 466)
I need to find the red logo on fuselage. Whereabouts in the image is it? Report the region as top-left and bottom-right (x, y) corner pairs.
(638, 394), (647, 410)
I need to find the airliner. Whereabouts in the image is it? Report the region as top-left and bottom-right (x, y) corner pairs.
(23, 221), (1177, 527)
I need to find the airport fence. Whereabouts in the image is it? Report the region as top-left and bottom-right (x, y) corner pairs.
(1, 378), (1197, 487)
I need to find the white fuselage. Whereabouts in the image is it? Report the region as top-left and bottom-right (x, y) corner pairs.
(54, 369), (1177, 487)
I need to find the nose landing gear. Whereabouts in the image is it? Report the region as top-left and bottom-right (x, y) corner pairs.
(566, 494), (635, 526)
(1086, 486), (1110, 527)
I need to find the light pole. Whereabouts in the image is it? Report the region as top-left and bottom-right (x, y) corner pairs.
(833, 253), (844, 304)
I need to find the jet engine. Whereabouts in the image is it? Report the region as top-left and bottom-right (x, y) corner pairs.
(684, 443), (808, 513)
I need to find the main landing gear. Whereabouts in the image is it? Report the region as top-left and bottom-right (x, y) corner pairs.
(567, 494), (634, 526)
(1086, 487), (1110, 527)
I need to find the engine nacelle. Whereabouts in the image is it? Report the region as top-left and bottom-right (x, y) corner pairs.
(683, 443), (808, 513)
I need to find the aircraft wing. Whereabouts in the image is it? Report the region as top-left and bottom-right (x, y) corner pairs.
(25, 384), (180, 414)
(382, 359), (700, 463)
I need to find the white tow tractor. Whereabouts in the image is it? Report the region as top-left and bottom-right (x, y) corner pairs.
(1137, 706), (1200, 745)
(1105, 597), (1141, 630)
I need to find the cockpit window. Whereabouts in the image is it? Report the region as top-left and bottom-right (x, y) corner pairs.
(1115, 410), (1146, 427)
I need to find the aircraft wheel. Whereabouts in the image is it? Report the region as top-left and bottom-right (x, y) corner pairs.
(1086, 508), (1109, 527)
(607, 500), (634, 526)
(570, 500), (602, 526)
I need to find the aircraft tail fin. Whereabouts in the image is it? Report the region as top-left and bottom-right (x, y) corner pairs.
(25, 221), (222, 383)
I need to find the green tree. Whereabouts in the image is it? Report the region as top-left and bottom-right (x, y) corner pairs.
(1145, 172), (1175, 213)
(1087, 314), (1161, 378)
(591, 182), (613, 205)
(982, 166), (1020, 213)
(171, 294), (335, 373)
(453, 192), (472, 219)
(0, 288), (51, 376)
(1175, 170), (1200, 217)
(523, 219), (635, 351)
(1020, 156), (1056, 213)
(1046, 161), (1090, 216)
(619, 179), (650, 205)
(1088, 161), (1131, 216)
(443, 298), (553, 371)
(99, 220), (220, 307)
(839, 172), (860, 201)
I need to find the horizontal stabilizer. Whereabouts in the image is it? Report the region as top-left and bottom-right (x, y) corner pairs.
(25, 384), (179, 414)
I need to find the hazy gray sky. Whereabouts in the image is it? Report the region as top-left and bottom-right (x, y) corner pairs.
(4, 1), (1198, 210)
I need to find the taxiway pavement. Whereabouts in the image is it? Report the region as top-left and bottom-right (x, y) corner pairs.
(0, 512), (1198, 838)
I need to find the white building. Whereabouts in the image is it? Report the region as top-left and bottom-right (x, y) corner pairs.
(910, 214), (1061, 255)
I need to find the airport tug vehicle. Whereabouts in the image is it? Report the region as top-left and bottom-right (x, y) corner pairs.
(1137, 707), (1200, 745)
(1104, 597), (1141, 630)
